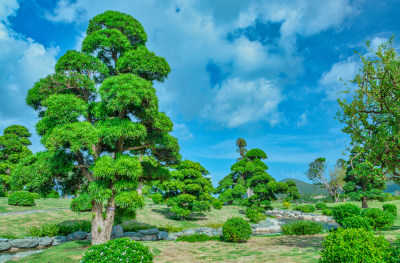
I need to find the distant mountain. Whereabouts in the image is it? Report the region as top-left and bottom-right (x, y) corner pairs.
(280, 178), (400, 194)
(279, 178), (328, 194)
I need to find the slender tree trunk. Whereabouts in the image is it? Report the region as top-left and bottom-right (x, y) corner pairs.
(361, 196), (368, 208)
(91, 194), (116, 245)
(246, 188), (254, 198)
(137, 181), (143, 195)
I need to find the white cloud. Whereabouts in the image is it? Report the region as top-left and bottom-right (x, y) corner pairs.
(297, 112), (307, 127)
(0, 0), (18, 23)
(203, 77), (284, 127)
(173, 124), (194, 140)
(319, 57), (359, 100)
(370, 36), (388, 52)
(45, 0), (85, 23)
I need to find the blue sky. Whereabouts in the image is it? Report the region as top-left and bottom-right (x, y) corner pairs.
(0, 0), (399, 185)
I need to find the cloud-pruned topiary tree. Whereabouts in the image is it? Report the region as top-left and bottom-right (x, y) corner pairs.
(25, 10), (180, 244)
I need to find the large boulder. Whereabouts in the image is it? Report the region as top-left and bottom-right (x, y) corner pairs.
(10, 238), (39, 249)
(67, 231), (88, 241)
(157, 231), (169, 240)
(0, 238), (11, 251)
(138, 228), (159, 235)
(111, 225), (124, 239)
(123, 232), (143, 241)
(53, 236), (68, 246)
(39, 237), (54, 247)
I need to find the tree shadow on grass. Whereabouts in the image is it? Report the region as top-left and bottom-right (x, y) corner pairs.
(271, 235), (325, 250)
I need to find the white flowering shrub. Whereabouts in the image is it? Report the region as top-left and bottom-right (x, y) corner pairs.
(80, 238), (153, 263)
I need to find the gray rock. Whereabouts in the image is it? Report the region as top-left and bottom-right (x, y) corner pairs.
(111, 225), (124, 239)
(141, 234), (157, 241)
(138, 228), (159, 235)
(39, 237), (54, 247)
(181, 229), (195, 236)
(53, 236), (68, 246)
(124, 232), (143, 241)
(0, 239), (11, 251)
(165, 235), (177, 241)
(86, 233), (91, 241)
(67, 231), (88, 241)
(10, 238), (39, 249)
(157, 231), (169, 240)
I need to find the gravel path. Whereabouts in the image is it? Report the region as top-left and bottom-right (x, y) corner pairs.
(0, 208), (69, 216)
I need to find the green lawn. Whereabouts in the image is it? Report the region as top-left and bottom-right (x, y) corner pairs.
(0, 197), (72, 213)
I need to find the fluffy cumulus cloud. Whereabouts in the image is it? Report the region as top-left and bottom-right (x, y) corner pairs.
(0, 0), (58, 151)
(43, 0), (353, 128)
(203, 78), (283, 127)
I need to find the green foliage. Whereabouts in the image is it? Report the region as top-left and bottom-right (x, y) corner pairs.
(284, 180), (301, 203)
(211, 199), (223, 210)
(30, 192), (40, 199)
(341, 215), (373, 231)
(322, 209), (333, 216)
(8, 191), (35, 206)
(46, 190), (60, 198)
(28, 221), (92, 237)
(391, 238), (400, 263)
(319, 228), (392, 263)
(283, 201), (290, 209)
(281, 220), (323, 235)
(176, 234), (220, 242)
(383, 204), (397, 218)
(293, 204), (315, 213)
(204, 222), (223, 229)
(361, 208), (394, 231)
(245, 208), (266, 223)
(315, 202), (328, 210)
(81, 237), (153, 263)
(222, 217), (252, 243)
(151, 193), (164, 204)
(0, 185), (6, 197)
(28, 223), (60, 237)
(70, 194), (93, 212)
(332, 203), (361, 226)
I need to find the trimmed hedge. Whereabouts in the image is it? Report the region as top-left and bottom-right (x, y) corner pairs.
(320, 228), (392, 263)
(222, 217), (252, 243)
(293, 204), (315, 213)
(70, 194), (92, 212)
(383, 204), (397, 218)
(81, 238), (153, 263)
(332, 203), (361, 226)
(361, 208), (394, 231)
(281, 220), (323, 235)
(315, 202), (328, 210)
(322, 209), (333, 216)
(212, 199), (223, 210)
(341, 215), (373, 231)
(245, 209), (266, 223)
(8, 191), (35, 206)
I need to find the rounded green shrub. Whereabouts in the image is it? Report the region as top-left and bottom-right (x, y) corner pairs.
(341, 215), (373, 231)
(81, 237), (153, 263)
(222, 217), (252, 243)
(151, 193), (164, 204)
(8, 191), (35, 206)
(30, 192), (40, 199)
(70, 194), (93, 212)
(293, 204), (315, 213)
(0, 185), (6, 197)
(315, 202), (328, 210)
(332, 203), (361, 226)
(212, 199), (223, 210)
(245, 209), (266, 223)
(319, 228), (392, 263)
(322, 209), (333, 216)
(46, 190), (60, 198)
(383, 204), (397, 218)
(283, 201), (290, 209)
(361, 208), (394, 231)
(281, 220), (323, 235)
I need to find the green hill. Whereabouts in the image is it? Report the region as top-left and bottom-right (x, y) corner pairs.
(279, 178), (328, 194)
(385, 180), (400, 193)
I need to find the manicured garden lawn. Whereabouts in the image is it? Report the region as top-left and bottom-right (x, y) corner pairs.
(0, 197), (72, 213)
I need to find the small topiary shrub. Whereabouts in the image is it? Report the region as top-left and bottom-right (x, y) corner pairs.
(383, 204), (397, 218)
(0, 185), (6, 197)
(81, 237), (153, 263)
(151, 193), (164, 204)
(332, 203), (361, 226)
(361, 208), (394, 231)
(341, 215), (373, 231)
(283, 201), (290, 209)
(30, 192), (40, 199)
(245, 209), (266, 223)
(176, 234), (220, 242)
(28, 223), (60, 237)
(319, 228), (392, 263)
(58, 220), (91, 236)
(8, 191), (35, 206)
(281, 220), (323, 235)
(212, 199), (223, 210)
(46, 190), (60, 198)
(70, 194), (92, 212)
(222, 217), (252, 243)
(322, 209), (333, 216)
(315, 202), (328, 210)
(293, 204), (315, 213)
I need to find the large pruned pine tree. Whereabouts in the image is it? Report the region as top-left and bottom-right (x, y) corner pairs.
(26, 11), (180, 244)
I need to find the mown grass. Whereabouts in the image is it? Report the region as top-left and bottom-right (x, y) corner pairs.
(0, 197), (72, 213)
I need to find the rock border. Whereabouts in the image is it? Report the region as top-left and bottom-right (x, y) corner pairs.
(265, 209), (335, 222)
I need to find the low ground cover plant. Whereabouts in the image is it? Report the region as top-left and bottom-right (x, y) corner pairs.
(319, 228), (393, 263)
(322, 209), (333, 216)
(28, 220), (91, 237)
(245, 208), (266, 223)
(204, 222), (223, 229)
(70, 194), (92, 212)
(283, 201), (290, 209)
(222, 217), (252, 243)
(383, 204), (397, 218)
(176, 234), (220, 242)
(8, 191), (35, 206)
(81, 237), (153, 263)
(281, 220), (323, 235)
(341, 215), (373, 231)
(315, 202), (328, 210)
(332, 203), (361, 226)
(293, 204), (315, 213)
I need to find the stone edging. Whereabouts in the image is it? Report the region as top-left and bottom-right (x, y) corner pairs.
(265, 209), (336, 222)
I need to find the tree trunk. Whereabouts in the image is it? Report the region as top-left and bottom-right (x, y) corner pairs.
(361, 196), (368, 208)
(137, 182), (143, 195)
(246, 188), (254, 198)
(91, 195), (116, 245)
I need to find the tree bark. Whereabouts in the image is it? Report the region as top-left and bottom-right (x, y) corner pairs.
(137, 181), (143, 195)
(246, 187), (254, 198)
(91, 195), (116, 245)
(361, 196), (368, 208)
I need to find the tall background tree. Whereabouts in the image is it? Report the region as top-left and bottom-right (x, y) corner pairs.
(337, 37), (400, 183)
(26, 11), (180, 244)
(306, 157), (346, 202)
(0, 125), (32, 192)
